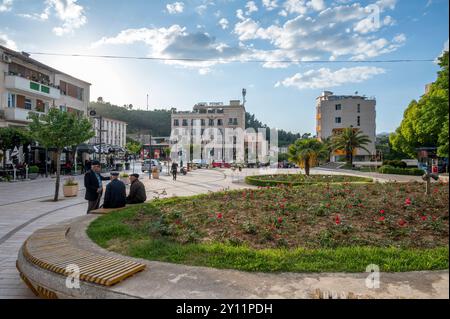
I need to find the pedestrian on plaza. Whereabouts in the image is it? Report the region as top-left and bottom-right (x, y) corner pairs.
(103, 172), (126, 208)
(126, 173), (147, 204)
(84, 160), (110, 213)
(84, 160), (91, 173)
(171, 162), (178, 181)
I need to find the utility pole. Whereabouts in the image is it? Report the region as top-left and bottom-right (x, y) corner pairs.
(147, 94), (149, 112)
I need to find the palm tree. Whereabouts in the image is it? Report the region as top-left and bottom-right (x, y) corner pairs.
(331, 127), (371, 166)
(288, 138), (326, 176)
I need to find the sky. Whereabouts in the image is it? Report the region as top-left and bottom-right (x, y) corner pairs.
(0, 0), (448, 134)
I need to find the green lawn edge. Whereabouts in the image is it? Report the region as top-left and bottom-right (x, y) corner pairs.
(86, 202), (449, 273)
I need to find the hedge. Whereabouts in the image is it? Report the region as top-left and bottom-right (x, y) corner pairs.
(382, 160), (407, 168)
(378, 165), (424, 176)
(245, 176), (373, 187)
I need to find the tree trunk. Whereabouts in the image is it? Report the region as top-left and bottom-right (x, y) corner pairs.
(2, 148), (6, 169)
(54, 149), (61, 201)
(305, 158), (310, 176)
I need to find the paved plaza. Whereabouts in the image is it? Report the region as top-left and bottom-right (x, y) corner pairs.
(0, 166), (447, 298)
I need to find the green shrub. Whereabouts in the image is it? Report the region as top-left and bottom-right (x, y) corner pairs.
(28, 165), (39, 174)
(378, 165), (424, 176)
(382, 160), (407, 168)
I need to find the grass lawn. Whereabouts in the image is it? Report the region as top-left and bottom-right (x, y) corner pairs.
(87, 181), (449, 272)
(245, 174), (373, 187)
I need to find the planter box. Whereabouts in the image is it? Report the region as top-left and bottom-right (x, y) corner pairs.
(63, 185), (79, 197)
(152, 171), (160, 179)
(29, 173), (38, 180)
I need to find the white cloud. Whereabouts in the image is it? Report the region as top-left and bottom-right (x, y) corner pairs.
(234, 2), (404, 64)
(262, 0), (278, 11)
(245, 1), (258, 15)
(33, 0), (87, 36)
(92, 26), (245, 71)
(0, 0), (13, 12)
(166, 2), (184, 14)
(0, 32), (17, 50)
(236, 8), (245, 20)
(219, 18), (229, 30)
(276, 66), (386, 90)
(281, 0), (324, 15)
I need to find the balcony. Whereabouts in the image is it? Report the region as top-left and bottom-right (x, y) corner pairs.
(5, 75), (60, 100)
(3, 107), (43, 123)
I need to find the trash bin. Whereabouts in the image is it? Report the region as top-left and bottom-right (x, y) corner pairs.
(432, 165), (438, 174)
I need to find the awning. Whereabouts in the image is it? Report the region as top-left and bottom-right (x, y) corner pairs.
(75, 143), (95, 153)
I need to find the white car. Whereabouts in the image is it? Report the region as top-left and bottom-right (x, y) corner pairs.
(192, 159), (208, 168)
(142, 159), (162, 172)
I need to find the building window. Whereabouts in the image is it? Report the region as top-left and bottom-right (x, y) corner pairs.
(228, 118), (233, 125)
(25, 98), (32, 110)
(7, 93), (16, 108)
(209, 119), (214, 126)
(173, 119), (179, 126)
(60, 81), (84, 101)
(335, 104), (341, 111)
(182, 119), (188, 126)
(36, 99), (45, 112)
(357, 104), (361, 113)
(201, 119), (205, 126)
(217, 119), (223, 126)
(233, 118), (238, 125)
(357, 116), (361, 126)
(335, 117), (342, 124)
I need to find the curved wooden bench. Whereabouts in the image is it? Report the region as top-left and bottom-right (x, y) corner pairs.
(19, 224), (146, 288)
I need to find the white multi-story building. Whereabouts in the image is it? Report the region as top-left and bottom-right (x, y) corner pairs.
(0, 45), (90, 128)
(90, 117), (127, 149)
(316, 91), (376, 162)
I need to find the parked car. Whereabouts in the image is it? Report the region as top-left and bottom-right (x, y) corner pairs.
(142, 159), (162, 172)
(212, 161), (231, 168)
(192, 159), (208, 168)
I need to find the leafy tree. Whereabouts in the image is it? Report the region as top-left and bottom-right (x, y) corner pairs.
(0, 127), (30, 168)
(288, 138), (325, 176)
(28, 108), (95, 201)
(332, 128), (371, 166)
(390, 51), (449, 158)
(376, 134), (409, 160)
(125, 141), (142, 155)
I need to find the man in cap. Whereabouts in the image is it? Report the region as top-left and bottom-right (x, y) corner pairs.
(84, 160), (110, 213)
(126, 173), (147, 204)
(103, 171), (126, 208)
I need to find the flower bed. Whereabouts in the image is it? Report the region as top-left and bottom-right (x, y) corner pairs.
(88, 181), (449, 272)
(245, 174), (372, 187)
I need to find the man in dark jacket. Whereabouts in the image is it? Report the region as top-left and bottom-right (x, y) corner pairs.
(103, 172), (126, 208)
(126, 174), (147, 204)
(84, 160), (110, 213)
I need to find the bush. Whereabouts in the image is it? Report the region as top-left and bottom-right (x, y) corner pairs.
(28, 165), (39, 174)
(382, 160), (407, 168)
(378, 165), (424, 176)
(64, 177), (78, 186)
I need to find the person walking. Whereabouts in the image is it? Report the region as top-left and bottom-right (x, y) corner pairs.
(84, 160), (110, 213)
(171, 162), (178, 181)
(126, 173), (147, 204)
(103, 172), (126, 208)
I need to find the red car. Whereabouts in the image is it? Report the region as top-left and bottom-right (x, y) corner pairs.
(212, 161), (231, 168)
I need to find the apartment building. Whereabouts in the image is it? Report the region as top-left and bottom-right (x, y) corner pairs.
(316, 91), (376, 162)
(0, 45), (90, 128)
(171, 100), (247, 163)
(90, 117), (127, 149)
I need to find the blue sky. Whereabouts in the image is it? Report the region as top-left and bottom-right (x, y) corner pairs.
(0, 0), (448, 134)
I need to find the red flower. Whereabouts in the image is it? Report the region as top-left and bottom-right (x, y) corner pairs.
(277, 217), (283, 224)
(378, 216), (385, 222)
(379, 209), (385, 214)
(421, 215), (428, 221)
(405, 198), (412, 206)
(433, 188), (439, 193)
(280, 204), (285, 209)
(335, 215), (341, 225)
(398, 219), (407, 227)
(216, 213), (223, 219)
(174, 219), (181, 225)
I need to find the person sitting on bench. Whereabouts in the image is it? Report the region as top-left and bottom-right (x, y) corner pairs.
(126, 173), (147, 204)
(103, 172), (126, 208)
